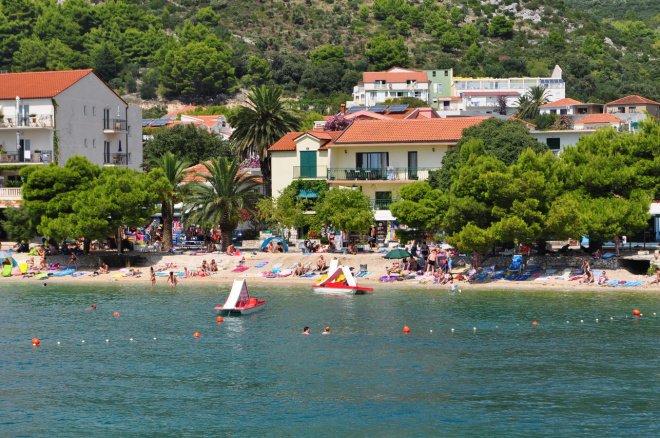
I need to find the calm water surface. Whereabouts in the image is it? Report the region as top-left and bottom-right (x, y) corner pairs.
(1, 283), (659, 437)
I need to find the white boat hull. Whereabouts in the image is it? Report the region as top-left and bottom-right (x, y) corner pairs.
(216, 302), (266, 316)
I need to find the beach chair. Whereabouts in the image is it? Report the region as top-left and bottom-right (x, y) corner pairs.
(507, 255), (523, 274)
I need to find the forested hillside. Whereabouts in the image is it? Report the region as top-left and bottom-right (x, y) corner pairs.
(0, 0), (658, 111)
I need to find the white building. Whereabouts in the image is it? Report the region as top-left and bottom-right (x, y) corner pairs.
(350, 68), (430, 108)
(0, 69), (142, 173)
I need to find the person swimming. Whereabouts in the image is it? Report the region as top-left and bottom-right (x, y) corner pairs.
(322, 326), (331, 334)
(85, 304), (97, 310)
(302, 326), (310, 335)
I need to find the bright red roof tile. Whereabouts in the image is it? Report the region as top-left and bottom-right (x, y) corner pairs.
(363, 71), (428, 83)
(605, 95), (660, 106)
(333, 117), (490, 144)
(0, 69), (93, 99)
(540, 98), (583, 108)
(575, 113), (625, 124)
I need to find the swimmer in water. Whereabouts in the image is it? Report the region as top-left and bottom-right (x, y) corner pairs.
(302, 326), (310, 335)
(85, 304), (97, 310)
(322, 326), (331, 334)
(167, 271), (178, 287)
(448, 280), (458, 293)
(43, 283), (47, 287)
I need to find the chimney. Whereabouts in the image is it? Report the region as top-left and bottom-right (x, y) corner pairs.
(340, 104), (346, 115)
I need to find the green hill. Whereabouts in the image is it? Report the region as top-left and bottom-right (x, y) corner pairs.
(0, 0), (658, 111)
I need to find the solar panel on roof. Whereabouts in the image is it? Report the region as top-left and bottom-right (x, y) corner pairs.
(347, 106), (367, 113)
(368, 106), (388, 113)
(142, 119), (153, 127)
(388, 104), (409, 113)
(150, 119), (170, 127)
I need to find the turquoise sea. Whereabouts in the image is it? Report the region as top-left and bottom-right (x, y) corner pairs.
(1, 283), (659, 437)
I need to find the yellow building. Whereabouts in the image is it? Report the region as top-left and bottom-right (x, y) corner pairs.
(269, 117), (489, 209)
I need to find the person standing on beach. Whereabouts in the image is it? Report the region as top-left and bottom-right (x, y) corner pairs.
(426, 248), (438, 274)
(150, 267), (156, 286)
(68, 251), (78, 270)
(167, 271), (177, 287)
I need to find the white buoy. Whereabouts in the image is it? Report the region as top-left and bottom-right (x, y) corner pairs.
(429, 330), (432, 333)
(567, 321), (569, 323)
(451, 328), (454, 333)
(610, 317), (614, 320)
(106, 339), (109, 342)
(596, 319), (599, 322)
(81, 340), (85, 343)
(153, 337), (157, 340)
(57, 341), (60, 345)
(473, 327), (476, 332)
(580, 320), (584, 323)
(654, 313), (657, 316)
(495, 326), (498, 328)
(130, 338), (133, 341)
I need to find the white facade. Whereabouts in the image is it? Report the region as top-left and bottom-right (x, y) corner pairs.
(0, 71), (141, 170)
(351, 68), (430, 107)
(530, 130), (596, 156)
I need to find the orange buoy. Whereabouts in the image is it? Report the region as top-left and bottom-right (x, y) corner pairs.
(32, 338), (40, 346)
(217, 316), (223, 323)
(532, 321), (538, 326)
(113, 312), (119, 316)
(194, 332), (200, 338)
(403, 325), (410, 334)
(633, 309), (641, 316)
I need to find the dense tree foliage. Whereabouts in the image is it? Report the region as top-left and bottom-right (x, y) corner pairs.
(0, 0), (658, 105)
(143, 124), (232, 164)
(317, 189), (374, 234)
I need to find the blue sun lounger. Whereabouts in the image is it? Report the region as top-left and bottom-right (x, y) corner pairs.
(508, 255), (523, 274)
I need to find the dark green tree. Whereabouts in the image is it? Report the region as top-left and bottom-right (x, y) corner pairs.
(365, 35), (410, 70)
(143, 124), (232, 164)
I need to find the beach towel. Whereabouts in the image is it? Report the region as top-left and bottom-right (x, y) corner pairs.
(524, 267), (541, 275)
(515, 275), (530, 281)
(34, 273), (49, 279)
(567, 276), (582, 281)
(476, 273), (489, 282)
(53, 268), (76, 277)
(601, 253), (616, 259)
(535, 275), (551, 281)
(490, 273), (506, 280)
(272, 263), (284, 270)
(301, 273), (317, 278)
(545, 269), (558, 274)
(232, 266), (250, 273)
(254, 261), (268, 268)
(504, 274), (519, 281)
(71, 272), (85, 277)
(276, 270), (292, 277)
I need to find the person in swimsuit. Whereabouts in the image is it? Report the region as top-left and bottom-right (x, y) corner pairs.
(68, 252), (78, 270)
(302, 326), (310, 335)
(167, 271), (178, 287)
(150, 267), (156, 286)
(426, 248), (438, 274)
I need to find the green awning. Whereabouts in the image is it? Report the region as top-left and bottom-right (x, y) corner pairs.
(297, 189), (318, 198)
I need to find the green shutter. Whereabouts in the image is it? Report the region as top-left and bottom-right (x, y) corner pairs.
(300, 151), (317, 178)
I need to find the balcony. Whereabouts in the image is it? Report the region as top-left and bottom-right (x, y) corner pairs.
(327, 167), (434, 181)
(103, 119), (127, 133)
(0, 150), (53, 164)
(104, 153), (131, 165)
(0, 187), (22, 201)
(293, 165), (327, 179)
(0, 114), (54, 129)
(369, 198), (401, 210)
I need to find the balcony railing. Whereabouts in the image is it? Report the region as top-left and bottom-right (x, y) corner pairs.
(293, 165), (327, 179)
(0, 151), (52, 164)
(0, 187), (22, 201)
(0, 114), (54, 128)
(369, 198), (401, 210)
(103, 119), (127, 133)
(327, 167), (434, 181)
(104, 153), (131, 165)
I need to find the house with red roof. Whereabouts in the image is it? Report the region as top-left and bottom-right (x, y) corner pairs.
(351, 68), (430, 108)
(0, 69), (142, 203)
(604, 95), (660, 127)
(573, 113), (626, 130)
(539, 98), (604, 118)
(269, 117), (489, 207)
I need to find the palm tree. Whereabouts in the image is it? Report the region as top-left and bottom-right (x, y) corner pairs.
(147, 152), (191, 250)
(229, 85), (301, 196)
(516, 86), (551, 120)
(183, 157), (261, 251)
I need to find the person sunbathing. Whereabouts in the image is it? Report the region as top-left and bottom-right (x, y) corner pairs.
(27, 257), (35, 271)
(466, 266), (478, 281)
(201, 260), (211, 275)
(386, 261), (401, 275)
(210, 259), (218, 272)
(648, 269), (660, 284)
(598, 271), (609, 285)
(316, 255), (327, 271)
(227, 244), (236, 255)
(327, 242), (336, 252)
(348, 241), (358, 255)
(99, 263), (109, 274)
(294, 263), (309, 277)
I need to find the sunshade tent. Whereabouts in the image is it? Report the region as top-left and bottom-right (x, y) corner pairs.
(261, 237), (289, 252)
(384, 248), (411, 259)
(0, 251), (18, 267)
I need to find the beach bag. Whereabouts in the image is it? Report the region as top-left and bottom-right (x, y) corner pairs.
(360, 264), (367, 273)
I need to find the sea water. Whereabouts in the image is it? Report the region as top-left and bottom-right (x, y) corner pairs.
(1, 283), (659, 437)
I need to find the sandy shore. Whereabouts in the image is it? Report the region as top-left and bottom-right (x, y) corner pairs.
(3, 249), (659, 293)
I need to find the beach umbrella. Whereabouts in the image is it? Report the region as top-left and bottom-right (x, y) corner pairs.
(440, 243), (453, 250)
(0, 251), (18, 267)
(384, 248), (411, 259)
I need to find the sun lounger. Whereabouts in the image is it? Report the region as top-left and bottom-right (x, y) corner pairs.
(490, 273), (506, 280)
(476, 273), (489, 282)
(504, 274), (519, 281)
(53, 268), (76, 277)
(287, 263), (299, 269)
(515, 275), (530, 281)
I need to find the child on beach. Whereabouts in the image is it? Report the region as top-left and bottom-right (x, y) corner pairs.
(150, 267), (156, 286)
(167, 271), (178, 287)
(448, 280), (458, 294)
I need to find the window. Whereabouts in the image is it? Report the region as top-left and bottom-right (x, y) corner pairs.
(550, 109), (557, 115)
(546, 138), (560, 150)
(432, 71), (436, 77)
(84, 106), (87, 115)
(93, 139), (96, 148)
(18, 139), (30, 162)
(577, 107), (588, 115)
(444, 71), (448, 76)
(103, 108), (110, 130)
(104, 141), (111, 164)
(299, 151), (317, 178)
(629, 107), (637, 113)
(618, 107), (625, 113)
(127, 126), (131, 136)
(356, 152), (388, 168)
(92, 106), (96, 116)
(84, 139), (88, 147)
(438, 84), (442, 94)
(560, 109), (567, 115)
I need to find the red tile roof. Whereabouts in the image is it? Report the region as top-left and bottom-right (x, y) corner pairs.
(362, 71), (429, 83)
(575, 113), (625, 124)
(165, 105), (200, 117)
(462, 91), (520, 96)
(268, 131), (342, 152)
(182, 161), (263, 183)
(0, 69), (94, 99)
(605, 95), (660, 106)
(333, 117), (490, 144)
(510, 116), (537, 127)
(540, 98), (583, 108)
